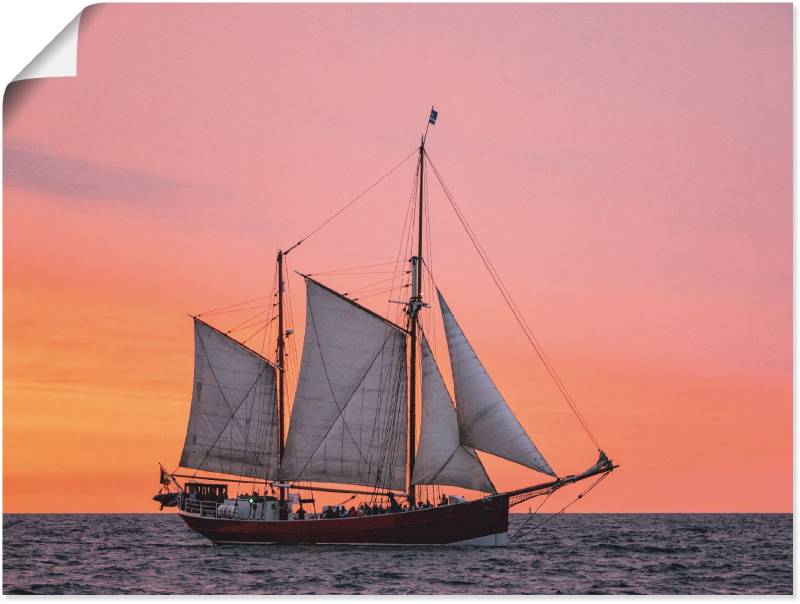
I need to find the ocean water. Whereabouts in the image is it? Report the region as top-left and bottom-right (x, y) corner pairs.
(2, 513), (792, 594)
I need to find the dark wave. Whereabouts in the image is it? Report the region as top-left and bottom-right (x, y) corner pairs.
(2, 513), (792, 594)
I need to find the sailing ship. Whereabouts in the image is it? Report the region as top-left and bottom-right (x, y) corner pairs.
(154, 111), (617, 545)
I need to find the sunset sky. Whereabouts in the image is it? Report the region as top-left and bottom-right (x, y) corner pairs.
(3, 4), (791, 513)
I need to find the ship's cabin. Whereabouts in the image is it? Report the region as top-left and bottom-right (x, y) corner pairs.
(179, 482), (288, 520)
(185, 482), (227, 501)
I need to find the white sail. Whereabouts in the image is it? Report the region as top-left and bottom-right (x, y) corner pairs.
(179, 319), (279, 480)
(438, 291), (556, 476)
(279, 278), (408, 491)
(412, 337), (495, 493)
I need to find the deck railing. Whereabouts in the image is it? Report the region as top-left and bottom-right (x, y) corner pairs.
(181, 497), (220, 517)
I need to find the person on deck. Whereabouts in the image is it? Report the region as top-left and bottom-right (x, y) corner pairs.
(440, 495), (448, 506)
(296, 506), (306, 520)
(387, 493), (401, 513)
(347, 506), (358, 517)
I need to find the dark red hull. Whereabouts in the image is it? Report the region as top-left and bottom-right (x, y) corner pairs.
(179, 495), (509, 545)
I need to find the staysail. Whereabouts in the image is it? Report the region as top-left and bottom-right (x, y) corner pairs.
(412, 336), (495, 493)
(179, 319), (279, 480)
(438, 291), (556, 476)
(279, 278), (408, 491)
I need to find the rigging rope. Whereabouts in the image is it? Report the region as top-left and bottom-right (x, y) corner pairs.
(390, 165), (419, 327)
(284, 148), (418, 254)
(309, 260), (400, 276)
(424, 150), (602, 451)
(260, 260), (279, 356)
(341, 275), (402, 296)
(226, 311), (272, 335)
(197, 296), (268, 318)
(353, 284), (408, 303)
(509, 472), (609, 544)
(241, 322), (270, 345)
(282, 254), (300, 420)
(509, 489), (554, 541)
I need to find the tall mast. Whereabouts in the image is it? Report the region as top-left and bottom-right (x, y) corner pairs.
(276, 250), (286, 510)
(407, 136), (425, 507)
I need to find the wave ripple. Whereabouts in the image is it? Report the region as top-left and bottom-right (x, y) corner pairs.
(2, 513), (791, 594)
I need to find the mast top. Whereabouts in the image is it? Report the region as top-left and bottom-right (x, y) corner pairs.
(423, 106), (437, 145)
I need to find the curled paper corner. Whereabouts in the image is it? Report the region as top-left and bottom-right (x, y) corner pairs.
(13, 11), (83, 82)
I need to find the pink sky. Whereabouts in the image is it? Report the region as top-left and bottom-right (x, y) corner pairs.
(4, 3), (791, 512)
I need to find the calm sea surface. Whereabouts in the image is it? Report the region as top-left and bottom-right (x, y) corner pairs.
(2, 513), (792, 594)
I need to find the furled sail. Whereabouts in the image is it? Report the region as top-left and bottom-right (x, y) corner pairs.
(438, 291), (556, 477)
(179, 318), (279, 480)
(412, 336), (495, 493)
(279, 278), (408, 491)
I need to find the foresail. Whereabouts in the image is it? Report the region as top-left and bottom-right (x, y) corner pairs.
(179, 319), (279, 480)
(279, 278), (408, 491)
(438, 291), (556, 477)
(412, 337), (495, 493)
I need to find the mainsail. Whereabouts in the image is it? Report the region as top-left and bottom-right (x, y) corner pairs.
(438, 291), (556, 477)
(179, 319), (279, 480)
(279, 278), (408, 491)
(412, 336), (495, 493)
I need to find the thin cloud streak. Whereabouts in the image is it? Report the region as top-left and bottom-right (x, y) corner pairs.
(4, 142), (183, 203)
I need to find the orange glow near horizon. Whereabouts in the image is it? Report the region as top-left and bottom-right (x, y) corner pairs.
(4, 4), (791, 512)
